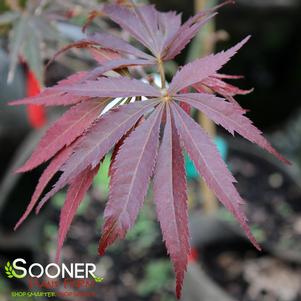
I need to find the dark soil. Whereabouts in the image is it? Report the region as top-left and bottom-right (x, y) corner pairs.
(202, 240), (301, 301)
(202, 139), (301, 301)
(228, 141), (301, 258)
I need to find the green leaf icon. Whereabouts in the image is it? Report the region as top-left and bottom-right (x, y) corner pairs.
(92, 275), (104, 283)
(5, 262), (14, 279)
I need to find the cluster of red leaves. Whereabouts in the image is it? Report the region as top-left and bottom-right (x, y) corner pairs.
(10, 1), (288, 298)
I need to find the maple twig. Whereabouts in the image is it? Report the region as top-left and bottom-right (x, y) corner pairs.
(157, 58), (166, 89)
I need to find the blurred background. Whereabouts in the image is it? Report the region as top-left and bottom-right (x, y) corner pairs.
(0, 0), (301, 300)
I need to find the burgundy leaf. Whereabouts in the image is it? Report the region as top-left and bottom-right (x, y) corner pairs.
(58, 77), (161, 98)
(171, 102), (260, 250)
(153, 105), (190, 298)
(108, 118), (144, 178)
(108, 138), (124, 178)
(14, 146), (74, 230)
(168, 36), (250, 94)
(175, 93), (289, 164)
(56, 165), (99, 262)
(99, 104), (163, 255)
(36, 100), (159, 212)
(17, 99), (107, 173)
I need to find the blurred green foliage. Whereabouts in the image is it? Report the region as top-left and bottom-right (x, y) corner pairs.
(137, 259), (174, 298)
(127, 201), (158, 253)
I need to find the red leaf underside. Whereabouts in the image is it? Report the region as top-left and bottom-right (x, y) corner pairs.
(99, 104), (163, 254)
(153, 104), (190, 298)
(108, 118), (144, 178)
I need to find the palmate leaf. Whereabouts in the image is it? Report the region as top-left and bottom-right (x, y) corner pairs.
(153, 105), (190, 298)
(11, 2), (289, 299)
(102, 2), (226, 60)
(99, 104), (163, 254)
(47, 0), (232, 73)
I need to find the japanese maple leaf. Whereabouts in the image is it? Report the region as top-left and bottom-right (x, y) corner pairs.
(10, 2), (288, 298)
(47, 1), (232, 80)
